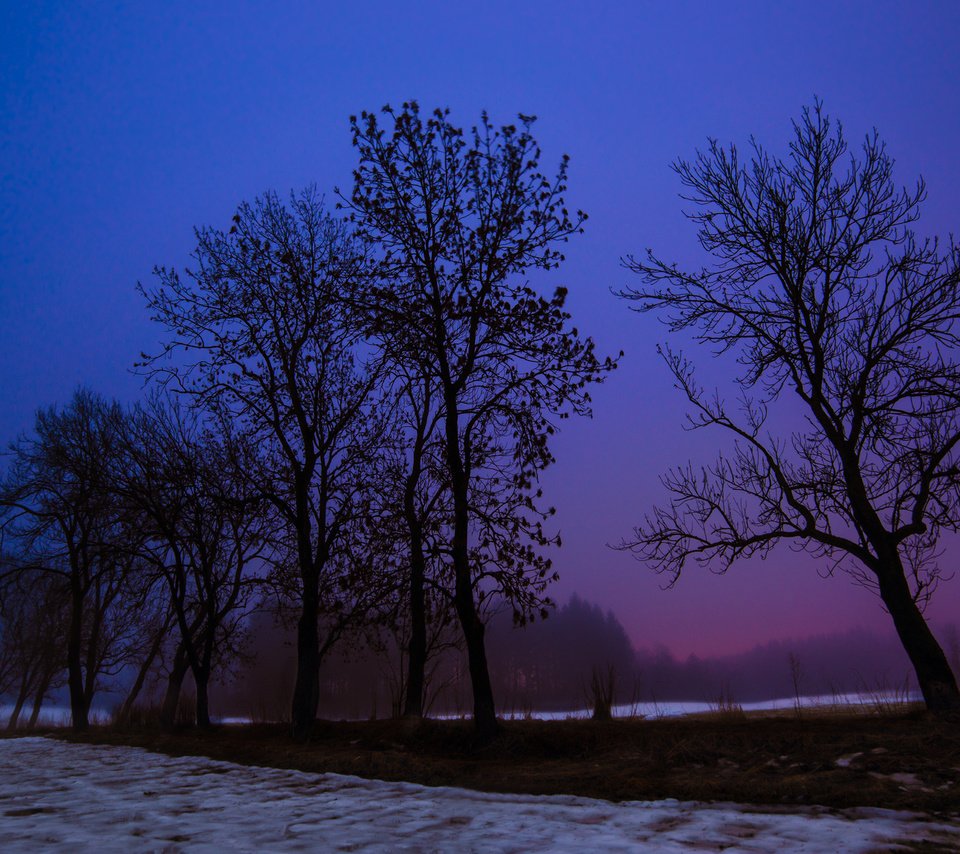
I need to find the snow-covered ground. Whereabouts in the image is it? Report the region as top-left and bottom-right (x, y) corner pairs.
(432, 691), (921, 723)
(1, 737), (957, 852)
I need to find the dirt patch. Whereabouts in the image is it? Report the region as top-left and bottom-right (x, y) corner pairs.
(53, 711), (960, 813)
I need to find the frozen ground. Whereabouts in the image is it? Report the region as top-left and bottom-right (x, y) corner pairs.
(2, 737), (958, 852)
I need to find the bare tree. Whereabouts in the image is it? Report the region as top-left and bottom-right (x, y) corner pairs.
(344, 103), (618, 735)
(139, 190), (389, 737)
(123, 396), (266, 728)
(1, 389), (146, 730)
(619, 102), (960, 712)
(0, 569), (67, 729)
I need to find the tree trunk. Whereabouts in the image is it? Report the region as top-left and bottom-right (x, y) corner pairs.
(117, 629), (166, 725)
(195, 670), (211, 729)
(26, 691), (44, 729)
(191, 616), (217, 730)
(291, 574), (320, 739)
(27, 671), (53, 729)
(452, 573), (498, 737)
(403, 565), (427, 718)
(877, 562), (960, 712)
(160, 645), (190, 729)
(403, 503), (427, 718)
(67, 581), (88, 732)
(443, 403), (498, 737)
(6, 677), (28, 731)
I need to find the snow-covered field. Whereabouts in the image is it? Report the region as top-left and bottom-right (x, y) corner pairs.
(0, 704), (111, 728)
(494, 690), (922, 721)
(1, 737), (957, 852)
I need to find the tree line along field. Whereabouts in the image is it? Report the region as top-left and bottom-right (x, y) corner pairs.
(2, 100), (960, 742)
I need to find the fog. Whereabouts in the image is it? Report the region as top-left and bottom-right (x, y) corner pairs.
(205, 596), (958, 722)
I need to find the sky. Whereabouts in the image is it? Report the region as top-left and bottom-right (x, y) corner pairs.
(2, 1), (959, 659)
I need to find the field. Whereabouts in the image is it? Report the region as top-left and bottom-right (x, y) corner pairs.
(52, 708), (960, 814)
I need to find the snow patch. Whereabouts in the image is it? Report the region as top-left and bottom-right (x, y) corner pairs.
(835, 752), (862, 768)
(1, 737), (957, 852)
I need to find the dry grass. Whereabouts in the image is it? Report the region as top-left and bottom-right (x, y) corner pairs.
(48, 709), (960, 814)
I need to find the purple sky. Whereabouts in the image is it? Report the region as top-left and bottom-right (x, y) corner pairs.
(2, 1), (959, 658)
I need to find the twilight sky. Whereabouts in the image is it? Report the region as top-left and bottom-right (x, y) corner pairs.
(2, 1), (959, 658)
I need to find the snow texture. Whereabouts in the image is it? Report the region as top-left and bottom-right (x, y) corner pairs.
(1, 737), (957, 852)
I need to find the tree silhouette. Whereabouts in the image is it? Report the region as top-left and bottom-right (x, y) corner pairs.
(371, 367), (452, 718)
(140, 191), (389, 737)
(619, 102), (960, 712)
(344, 103), (618, 735)
(123, 395), (266, 728)
(1, 389), (147, 730)
(0, 569), (68, 729)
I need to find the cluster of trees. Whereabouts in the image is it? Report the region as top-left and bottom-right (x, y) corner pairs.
(0, 390), (265, 730)
(3, 99), (960, 730)
(1, 103), (616, 737)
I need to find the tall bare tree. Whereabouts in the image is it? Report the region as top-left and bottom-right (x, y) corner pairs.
(344, 103), (618, 735)
(619, 102), (960, 712)
(139, 190), (389, 737)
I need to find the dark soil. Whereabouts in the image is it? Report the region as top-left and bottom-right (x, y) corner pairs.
(48, 708), (960, 815)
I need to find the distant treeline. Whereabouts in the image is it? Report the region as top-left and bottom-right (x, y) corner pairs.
(211, 595), (960, 720)
(8, 586), (958, 725)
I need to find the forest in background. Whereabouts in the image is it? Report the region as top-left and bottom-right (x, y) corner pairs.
(209, 596), (960, 722)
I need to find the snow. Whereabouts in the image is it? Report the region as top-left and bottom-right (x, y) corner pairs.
(2, 737), (957, 852)
(0, 704), (111, 728)
(5, 689), (919, 729)
(835, 753), (862, 768)
(495, 691), (922, 721)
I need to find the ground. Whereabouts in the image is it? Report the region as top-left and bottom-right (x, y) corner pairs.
(57, 708), (960, 813)
(2, 710), (959, 851)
